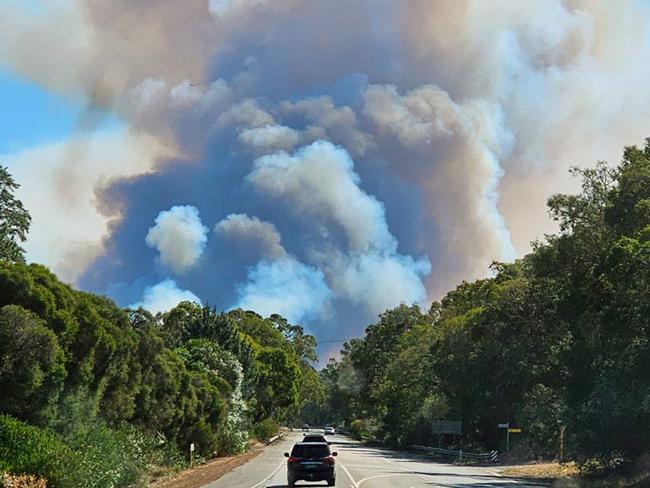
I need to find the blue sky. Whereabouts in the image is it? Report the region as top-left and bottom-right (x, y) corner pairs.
(0, 68), (120, 153)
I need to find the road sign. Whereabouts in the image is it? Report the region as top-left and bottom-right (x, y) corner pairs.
(497, 423), (509, 428)
(190, 443), (196, 452)
(432, 420), (462, 435)
(508, 428), (522, 433)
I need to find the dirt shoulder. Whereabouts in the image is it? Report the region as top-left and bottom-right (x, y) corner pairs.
(149, 444), (265, 488)
(501, 462), (650, 487)
(500, 462), (580, 480)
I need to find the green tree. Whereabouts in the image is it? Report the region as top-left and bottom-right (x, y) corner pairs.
(0, 305), (66, 424)
(254, 347), (301, 421)
(0, 166), (31, 262)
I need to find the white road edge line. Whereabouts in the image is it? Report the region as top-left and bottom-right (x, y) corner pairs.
(338, 462), (360, 488)
(249, 459), (285, 488)
(381, 454), (435, 483)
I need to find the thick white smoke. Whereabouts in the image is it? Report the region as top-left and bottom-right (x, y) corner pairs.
(235, 258), (332, 324)
(247, 141), (394, 253)
(146, 205), (208, 274)
(130, 279), (201, 314)
(246, 140), (430, 314)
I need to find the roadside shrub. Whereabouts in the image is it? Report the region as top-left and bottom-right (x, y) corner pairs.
(148, 433), (187, 472)
(252, 418), (278, 442)
(61, 423), (154, 488)
(184, 420), (219, 459)
(349, 419), (366, 440)
(0, 415), (69, 484)
(579, 452), (627, 478)
(217, 416), (249, 455)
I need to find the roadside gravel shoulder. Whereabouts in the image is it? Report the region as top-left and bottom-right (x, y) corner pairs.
(149, 443), (267, 488)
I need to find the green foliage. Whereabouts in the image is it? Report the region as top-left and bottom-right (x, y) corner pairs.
(0, 414), (187, 488)
(254, 347), (301, 421)
(0, 415), (69, 484)
(348, 419), (367, 440)
(0, 305), (66, 424)
(252, 418), (278, 442)
(61, 423), (154, 488)
(320, 140), (650, 470)
(0, 167), (31, 263)
(0, 261), (310, 484)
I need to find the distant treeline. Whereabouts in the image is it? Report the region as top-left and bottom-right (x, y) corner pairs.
(309, 141), (650, 474)
(0, 263), (320, 486)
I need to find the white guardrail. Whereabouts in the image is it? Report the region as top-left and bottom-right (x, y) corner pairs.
(267, 432), (284, 444)
(409, 444), (498, 463)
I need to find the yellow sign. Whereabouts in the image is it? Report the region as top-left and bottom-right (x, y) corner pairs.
(508, 428), (522, 433)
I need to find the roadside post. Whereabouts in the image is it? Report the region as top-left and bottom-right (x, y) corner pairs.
(506, 427), (522, 459)
(559, 425), (566, 464)
(497, 423), (511, 459)
(189, 442), (195, 467)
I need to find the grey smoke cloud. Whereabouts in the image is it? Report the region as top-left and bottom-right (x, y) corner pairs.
(244, 140), (430, 314)
(4, 0), (650, 353)
(238, 125), (302, 153)
(215, 213), (286, 259)
(246, 141), (396, 253)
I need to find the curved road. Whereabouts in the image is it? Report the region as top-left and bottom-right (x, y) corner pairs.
(201, 432), (548, 488)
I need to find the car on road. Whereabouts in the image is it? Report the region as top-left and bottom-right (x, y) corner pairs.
(324, 426), (335, 435)
(303, 433), (330, 444)
(285, 442), (337, 486)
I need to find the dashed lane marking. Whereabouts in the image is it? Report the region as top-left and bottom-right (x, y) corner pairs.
(248, 460), (285, 488)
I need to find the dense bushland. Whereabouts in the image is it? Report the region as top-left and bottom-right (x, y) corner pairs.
(0, 192), (319, 486)
(314, 141), (650, 472)
(0, 163), (319, 485)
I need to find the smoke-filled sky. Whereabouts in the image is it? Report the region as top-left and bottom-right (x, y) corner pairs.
(2, 0), (650, 357)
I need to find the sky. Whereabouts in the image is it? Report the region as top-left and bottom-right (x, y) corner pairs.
(2, 0), (650, 359)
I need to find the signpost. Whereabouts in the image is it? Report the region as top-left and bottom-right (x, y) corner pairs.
(498, 423), (523, 459)
(432, 420), (462, 447)
(189, 442), (195, 467)
(431, 420), (462, 435)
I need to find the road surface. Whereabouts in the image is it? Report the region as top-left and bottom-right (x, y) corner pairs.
(201, 432), (548, 488)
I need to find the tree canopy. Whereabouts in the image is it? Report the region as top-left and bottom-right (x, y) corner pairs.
(0, 166), (31, 262)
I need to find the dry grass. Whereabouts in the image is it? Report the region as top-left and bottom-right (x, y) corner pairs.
(1, 473), (48, 488)
(501, 461), (580, 479)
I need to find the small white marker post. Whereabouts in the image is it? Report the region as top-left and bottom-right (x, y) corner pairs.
(189, 442), (195, 468)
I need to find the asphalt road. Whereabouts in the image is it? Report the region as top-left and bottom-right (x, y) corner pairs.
(201, 432), (549, 488)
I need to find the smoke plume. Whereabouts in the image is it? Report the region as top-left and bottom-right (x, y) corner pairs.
(3, 0), (650, 353)
(130, 279), (201, 314)
(146, 205), (209, 274)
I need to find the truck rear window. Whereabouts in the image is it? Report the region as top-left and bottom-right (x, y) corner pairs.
(291, 444), (331, 458)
